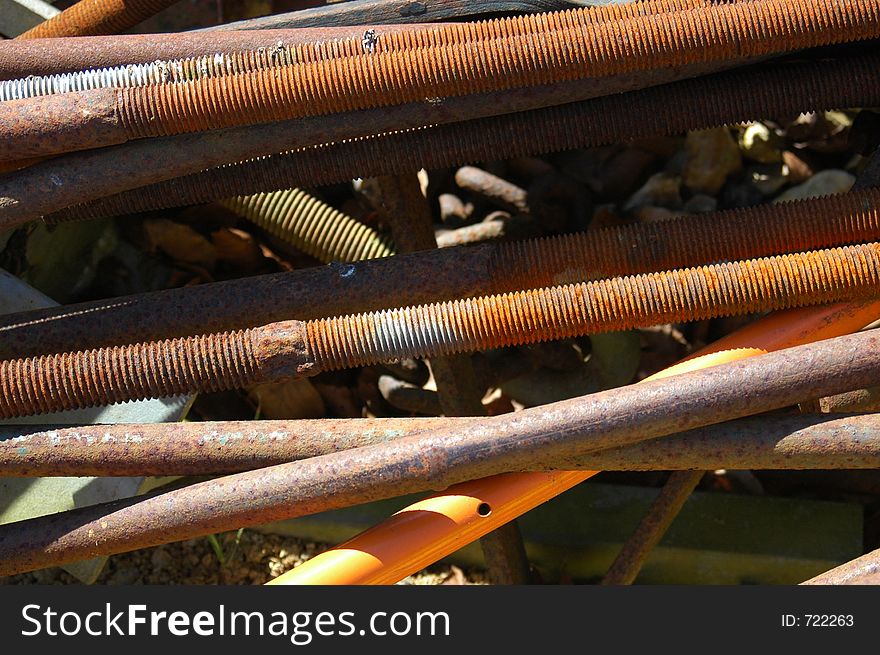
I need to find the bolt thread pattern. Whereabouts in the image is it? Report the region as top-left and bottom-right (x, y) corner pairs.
(306, 243), (880, 371)
(0, 329), (261, 418)
(2, 1), (707, 101)
(19, 0), (178, 39)
(220, 190), (395, 262)
(116, 0), (880, 139)
(491, 188), (880, 286)
(51, 52), (880, 223)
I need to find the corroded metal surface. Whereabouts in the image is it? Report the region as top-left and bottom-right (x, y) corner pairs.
(6, 189), (880, 359)
(3, 243), (880, 418)
(17, 0), (178, 39)
(3, 0), (876, 161)
(0, 321), (309, 418)
(1, 329), (880, 575)
(4, 412), (880, 477)
(34, 52), (880, 226)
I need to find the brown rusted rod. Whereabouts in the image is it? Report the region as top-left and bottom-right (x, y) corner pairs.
(39, 51), (880, 224)
(17, 0), (179, 39)
(1, 329), (879, 576)
(4, 413), (880, 477)
(2, 243), (880, 419)
(0, 61), (744, 228)
(802, 548), (880, 584)
(2, 0), (875, 162)
(0, 27), (429, 80)
(6, 189), (880, 361)
(0, 0), (703, 80)
(600, 471), (705, 585)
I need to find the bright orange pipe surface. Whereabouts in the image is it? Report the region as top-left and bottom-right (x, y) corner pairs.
(268, 299), (880, 585)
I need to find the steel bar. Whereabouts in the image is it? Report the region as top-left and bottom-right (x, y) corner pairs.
(801, 548), (880, 584)
(5, 413), (880, 477)
(2, 329), (880, 575)
(0, 26), (425, 83)
(17, 0), (179, 39)
(3, 243), (880, 418)
(6, 186), (880, 361)
(45, 52), (880, 222)
(215, 0), (599, 32)
(0, 60), (745, 228)
(0, 0), (696, 80)
(1, 0), (875, 162)
(600, 471), (705, 585)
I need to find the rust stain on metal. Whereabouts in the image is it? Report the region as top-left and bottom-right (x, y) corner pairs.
(2, 329), (880, 575)
(3, 0), (877, 161)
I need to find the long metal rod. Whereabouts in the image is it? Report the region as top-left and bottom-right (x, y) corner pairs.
(49, 52), (880, 223)
(4, 187), (880, 360)
(2, 1), (873, 162)
(3, 412), (880, 477)
(1, 329), (880, 576)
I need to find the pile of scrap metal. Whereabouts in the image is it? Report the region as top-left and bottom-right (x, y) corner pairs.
(1, 0), (880, 585)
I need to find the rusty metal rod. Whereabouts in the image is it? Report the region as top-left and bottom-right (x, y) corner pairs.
(6, 188), (880, 360)
(17, 0), (179, 39)
(38, 51), (880, 225)
(0, 60), (747, 228)
(2, 0), (875, 161)
(600, 471), (705, 585)
(3, 412), (880, 477)
(2, 243), (880, 419)
(1, 329), (879, 576)
(0, 0), (706, 90)
(801, 547), (880, 584)
(0, 26), (430, 81)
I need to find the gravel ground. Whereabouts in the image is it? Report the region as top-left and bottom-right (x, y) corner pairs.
(1, 530), (487, 585)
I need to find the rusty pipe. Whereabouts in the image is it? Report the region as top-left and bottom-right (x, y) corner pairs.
(36, 51), (880, 226)
(7, 188), (880, 360)
(2, 0), (876, 161)
(2, 243), (880, 418)
(17, 0), (178, 40)
(1, 328), (880, 576)
(4, 412), (880, 477)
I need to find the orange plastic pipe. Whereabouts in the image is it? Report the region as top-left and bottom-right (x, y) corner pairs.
(268, 299), (880, 585)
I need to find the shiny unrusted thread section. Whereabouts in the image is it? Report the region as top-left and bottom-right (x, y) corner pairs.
(51, 52), (880, 223)
(220, 190), (395, 262)
(0, 329), (261, 418)
(18, 0), (179, 39)
(1, 0), (709, 101)
(305, 244), (880, 371)
(114, 1), (880, 140)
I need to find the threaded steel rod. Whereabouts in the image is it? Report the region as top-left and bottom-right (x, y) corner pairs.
(46, 52), (880, 224)
(3, 243), (880, 418)
(5, 413), (880, 477)
(0, 0), (709, 101)
(17, 0), (178, 39)
(1, 328), (879, 576)
(220, 190), (395, 262)
(3, 0), (877, 161)
(8, 188), (880, 360)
